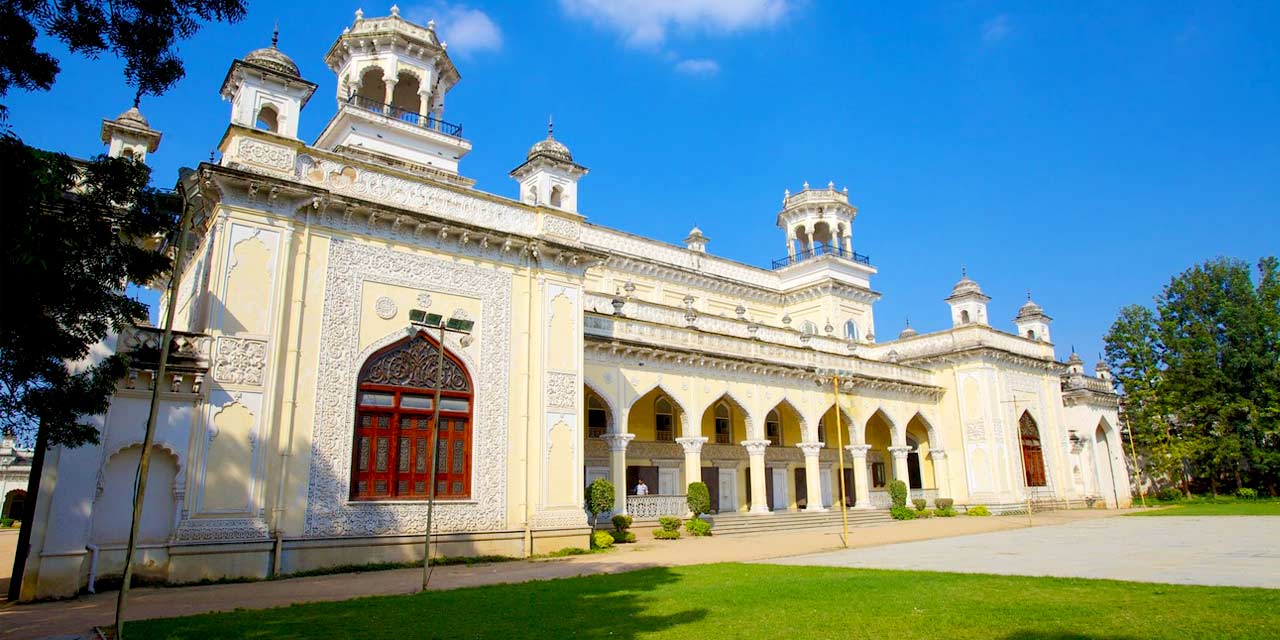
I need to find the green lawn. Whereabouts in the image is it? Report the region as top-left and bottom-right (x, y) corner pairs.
(1127, 499), (1280, 517)
(127, 564), (1279, 640)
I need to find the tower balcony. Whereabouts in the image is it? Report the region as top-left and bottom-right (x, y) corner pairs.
(772, 242), (871, 269)
(346, 94), (464, 138)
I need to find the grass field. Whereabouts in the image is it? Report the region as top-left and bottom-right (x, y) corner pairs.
(1127, 498), (1280, 517)
(127, 564), (1280, 640)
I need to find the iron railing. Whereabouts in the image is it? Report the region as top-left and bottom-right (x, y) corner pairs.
(346, 94), (464, 138)
(772, 243), (870, 269)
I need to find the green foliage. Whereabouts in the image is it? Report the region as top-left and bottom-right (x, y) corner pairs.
(609, 530), (636, 544)
(888, 480), (908, 508)
(1156, 488), (1183, 502)
(685, 517), (712, 536)
(935, 506), (957, 517)
(0, 517), (12, 528)
(658, 516), (682, 532)
(610, 514), (633, 532)
(912, 498), (927, 511)
(967, 505), (991, 516)
(936, 498), (954, 510)
(1237, 487), (1258, 499)
(1106, 256), (1280, 497)
(686, 482), (711, 517)
(653, 529), (681, 540)
(585, 479), (614, 528)
(591, 530), (614, 550)
(889, 506), (917, 520)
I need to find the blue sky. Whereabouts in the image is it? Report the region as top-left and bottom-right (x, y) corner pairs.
(6, 1), (1277, 364)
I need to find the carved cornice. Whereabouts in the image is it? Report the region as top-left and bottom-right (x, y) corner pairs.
(782, 280), (881, 305)
(902, 345), (1060, 373)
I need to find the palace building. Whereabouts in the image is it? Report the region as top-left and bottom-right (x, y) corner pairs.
(15, 9), (1129, 600)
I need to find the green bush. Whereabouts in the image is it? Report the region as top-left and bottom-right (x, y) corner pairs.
(936, 498), (954, 510)
(611, 514), (633, 532)
(1155, 487), (1183, 502)
(687, 482), (711, 517)
(967, 505), (991, 516)
(685, 517), (712, 536)
(586, 478), (615, 528)
(653, 529), (681, 540)
(658, 516), (682, 532)
(917, 509), (935, 518)
(1237, 488), (1258, 500)
(912, 498), (927, 511)
(935, 506), (957, 517)
(591, 530), (614, 549)
(889, 506), (917, 520)
(0, 517), (12, 528)
(888, 480), (908, 508)
(609, 530), (636, 544)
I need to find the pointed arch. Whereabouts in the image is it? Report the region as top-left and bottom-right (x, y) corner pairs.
(767, 397), (808, 445)
(625, 384), (687, 442)
(700, 392), (753, 444)
(816, 404), (856, 447)
(584, 382), (616, 438)
(864, 408), (900, 447)
(1019, 410), (1047, 487)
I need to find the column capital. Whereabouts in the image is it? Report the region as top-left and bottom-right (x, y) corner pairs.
(845, 444), (871, 457)
(675, 436), (708, 454)
(888, 446), (911, 460)
(928, 449), (948, 460)
(740, 439), (771, 456)
(601, 433), (635, 452)
(797, 441), (824, 456)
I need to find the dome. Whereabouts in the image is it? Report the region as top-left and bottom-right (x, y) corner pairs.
(1016, 298), (1044, 319)
(245, 45), (300, 76)
(950, 274), (984, 298)
(114, 106), (150, 129)
(527, 136), (573, 163)
(898, 319), (918, 339)
(1067, 351), (1084, 366)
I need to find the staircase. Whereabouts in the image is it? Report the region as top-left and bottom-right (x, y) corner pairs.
(703, 509), (893, 537)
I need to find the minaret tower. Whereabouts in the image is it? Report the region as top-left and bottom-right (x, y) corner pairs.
(775, 181), (859, 264)
(316, 6), (472, 175)
(509, 118), (588, 213)
(219, 26), (316, 140)
(946, 267), (990, 327)
(100, 99), (162, 162)
(1013, 291), (1052, 342)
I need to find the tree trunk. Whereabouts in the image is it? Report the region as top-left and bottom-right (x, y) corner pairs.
(8, 424), (48, 601)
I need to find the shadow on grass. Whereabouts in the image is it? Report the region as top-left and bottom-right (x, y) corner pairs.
(1003, 632), (1147, 640)
(130, 567), (706, 640)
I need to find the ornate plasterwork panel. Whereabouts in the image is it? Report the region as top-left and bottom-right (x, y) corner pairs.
(304, 239), (512, 537)
(546, 372), (577, 410)
(236, 138), (297, 173)
(542, 216), (581, 241)
(212, 337), (268, 387)
(174, 516), (270, 542)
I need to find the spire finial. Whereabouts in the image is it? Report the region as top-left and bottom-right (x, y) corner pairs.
(271, 20), (279, 48)
(1026, 288), (1032, 302)
(547, 114), (554, 139)
(905, 315), (911, 327)
(961, 264), (967, 278)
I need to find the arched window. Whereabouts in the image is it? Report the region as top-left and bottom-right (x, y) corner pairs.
(816, 418), (827, 445)
(906, 436), (923, 489)
(960, 310), (971, 324)
(351, 331), (473, 500)
(801, 320), (818, 335)
(587, 393), (607, 438)
(766, 409), (782, 446)
(1026, 329), (1036, 340)
(655, 396), (675, 441)
(844, 320), (858, 341)
(256, 104), (279, 132)
(714, 402), (731, 444)
(1019, 412), (1046, 487)
(550, 185), (564, 208)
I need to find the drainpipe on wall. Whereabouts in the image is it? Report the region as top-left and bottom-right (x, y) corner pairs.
(85, 544), (99, 593)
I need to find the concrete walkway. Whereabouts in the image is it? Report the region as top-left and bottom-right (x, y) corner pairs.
(0, 510), (1121, 639)
(769, 515), (1280, 588)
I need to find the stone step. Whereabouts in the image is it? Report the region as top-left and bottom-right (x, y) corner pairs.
(703, 509), (893, 537)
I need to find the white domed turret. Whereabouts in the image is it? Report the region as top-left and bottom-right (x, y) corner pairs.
(1094, 357), (1113, 381)
(1013, 290), (1052, 342)
(510, 118), (588, 213)
(898, 318), (918, 339)
(775, 181), (861, 266)
(684, 226), (709, 252)
(1066, 350), (1085, 375)
(220, 27), (316, 140)
(945, 267), (990, 327)
(100, 103), (161, 162)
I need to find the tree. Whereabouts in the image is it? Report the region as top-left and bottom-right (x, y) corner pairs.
(586, 478), (614, 530)
(686, 481), (711, 519)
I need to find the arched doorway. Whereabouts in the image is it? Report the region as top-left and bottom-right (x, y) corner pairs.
(906, 437), (923, 490)
(350, 330), (474, 501)
(1019, 411), (1047, 487)
(2, 489), (26, 521)
(1094, 421), (1119, 507)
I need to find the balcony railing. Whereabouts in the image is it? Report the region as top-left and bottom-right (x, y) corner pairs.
(346, 94), (464, 138)
(772, 243), (870, 269)
(626, 495), (688, 520)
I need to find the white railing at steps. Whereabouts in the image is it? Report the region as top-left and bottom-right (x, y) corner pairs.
(626, 495), (688, 520)
(869, 488), (939, 508)
(909, 488), (939, 504)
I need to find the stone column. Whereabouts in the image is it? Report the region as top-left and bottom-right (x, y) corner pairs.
(418, 89), (432, 119)
(797, 442), (826, 512)
(844, 234), (853, 254)
(742, 439), (771, 514)
(930, 449), (951, 499)
(889, 446), (911, 489)
(676, 437), (708, 490)
(786, 229), (795, 259)
(382, 77), (396, 108)
(846, 444), (872, 509)
(601, 433), (634, 515)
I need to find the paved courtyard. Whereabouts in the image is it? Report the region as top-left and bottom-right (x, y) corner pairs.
(768, 515), (1280, 588)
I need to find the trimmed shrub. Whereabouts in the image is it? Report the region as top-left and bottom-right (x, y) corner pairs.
(935, 506), (957, 517)
(1155, 487), (1183, 502)
(912, 498), (928, 511)
(0, 518), (12, 528)
(609, 530), (636, 544)
(889, 506), (917, 520)
(687, 482), (712, 518)
(967, 505), (991, 516)
(935, 498), (954, 510)
(685, 517), (712, 536)
(658, 516), (682, 532)
(586, 478), (615, 528)
(1237, 487), (1258, 500)
(591, 530), (614, 549)
(653, 529), (681, 540)
(888, 480), (908, 508)
(611, 514), (633, 532)
(917, 509), (935, 518)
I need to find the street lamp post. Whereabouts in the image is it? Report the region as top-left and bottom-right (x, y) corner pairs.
(409, 309), (474, 592)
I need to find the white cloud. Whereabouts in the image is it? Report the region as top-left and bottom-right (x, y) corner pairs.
(410, 3), (503, 56)
(560, 0), (792, 48)
(674, 58), (720, 75)
(981, 14), (1012, 46)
